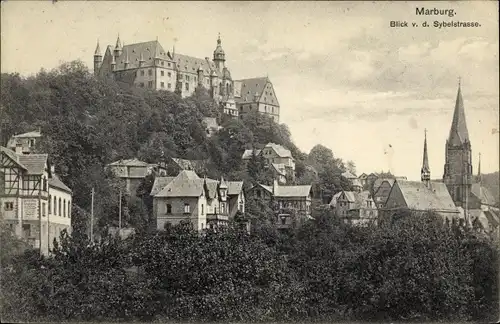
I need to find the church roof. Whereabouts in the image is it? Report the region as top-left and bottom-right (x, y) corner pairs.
(448, 83), (470, 145)
(471, 183), (496, 205)
(393, 180), (458, 212)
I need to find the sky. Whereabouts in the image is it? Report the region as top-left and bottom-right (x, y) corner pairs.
(1, 1), (499, 180)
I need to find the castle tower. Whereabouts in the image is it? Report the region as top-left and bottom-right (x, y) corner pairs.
(443, 79), (473, 208)
(114, 34), (122, 59)
(421, 129), (431, 188)
(197, 65), (204, 86)
(213, 33), (225, 72)
(93, 40), (102, 76)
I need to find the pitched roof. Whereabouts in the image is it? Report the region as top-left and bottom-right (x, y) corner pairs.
(0, 146), (27, 170)
(471, 183), (496, 205)
(272, 163), (286, 176)
(108, 158), (149, 167)
(154, 170), (205, 197)
(338, 191), (374, 210)
(173, 53), (222, 78)
(274, 185), (312, 198)
(484, 210), (500, 227)
(395, 180), (458, 212)
(111, 40), (173, 71)
(17, 154), (48, 175)
(265, 143), (292, 158)
(12, 131), (42, 138)
(351, 178), (362, 188)
(448, 84), (470, 145)
(227, 181), (243, 196)
(329, 191), (343, 206)
(341, 171), (357, 179)
(150, 176), (175, 196)
(49, 174), (72, 193)
(422, 131), (430, 173)
(234, 77), (270, 103)
(242, 149), (261, 160)
(373, 178), (396, 192)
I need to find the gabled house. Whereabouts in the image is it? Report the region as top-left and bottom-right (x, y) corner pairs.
(333, 190), (378, 226)
(106, 158), (152, 195)
(7, 130), (42, 155)
(247, 180), (312, 228)
(1, 146), (72, 255)
(242, 142), (296, 182)
(151, 170), (244, 231)
(234, 77), (280, 123)
(373, 179), (396, 208)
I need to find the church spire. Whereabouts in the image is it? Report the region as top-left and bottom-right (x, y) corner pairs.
(477, 153), (482, 183)
(448, 77), (470, 145)
(94, 39), (101, 56)
(421, 128), (431, 186)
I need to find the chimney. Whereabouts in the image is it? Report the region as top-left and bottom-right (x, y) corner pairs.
(15, 144), (23, 155)
(273, 179), (279, 195)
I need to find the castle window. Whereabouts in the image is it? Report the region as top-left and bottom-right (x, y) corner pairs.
(168, 83), (171, 89)
(161, 82), (165, 88)
(141, 70), (145, 76)
(185, 83), (189, 91)
(168, 63), (171, 67)
(168, 72), (171, 77)
(161, 71), (164, 76)
(148, 81), (153, 88)
(161, 61), (164, 66)
(148, 69), (153, 76)
(186, 75), (190, 81)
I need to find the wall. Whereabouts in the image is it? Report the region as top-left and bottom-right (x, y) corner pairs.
(155, 196), (207, 230)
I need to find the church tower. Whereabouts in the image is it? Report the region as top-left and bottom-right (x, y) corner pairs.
(421, 129), (431, 188)
(443, 79), (473, 208)
(213, 33), (225, 73)
(93, 40), (102, 76)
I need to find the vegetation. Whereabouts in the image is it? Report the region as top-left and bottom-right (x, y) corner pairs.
(1, 212), (498, 322)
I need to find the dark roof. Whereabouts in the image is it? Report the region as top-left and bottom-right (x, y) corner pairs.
(448, 84), (470, 145)
(173, 53), (222, 78)
(112, 40), (173, 71)
(234, 77), (269, 103)
(394, 180), (458, 212)
(227, 181), (243, 196)
(49, 174), (72, 193)
(18, 154), (48, 175)
(150, 176), (175, 196)
(0, 147), (27, 170)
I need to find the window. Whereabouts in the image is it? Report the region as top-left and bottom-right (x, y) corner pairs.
(201, 204), (204, 215)
(148, 69), (153, 76)
(166, 204), (172, 214)
(186, 75), (190, 81)
(63, 200), (66, 217)
(184, 203), (190, 214)
(43, 177), (47, 191)
(161, 82), (165, 88)
(49, 195), (52, 214)
(168, 63), (171, 67)
(4, 202), (13, 211)
(58, 198), (61, 216)
(281, 217), (287, 225)
(168, 72), (171, 77)
(161, 71), (164, 76)
(42, 202), (46, 217)
(148, 81), (153, 88)
(29, 139), (35, 147)
(167, 83), (171, 89)
(141, 70), (145, 76)
(256, 190), (261, 198)
(161, 61), (164, 66)
(185, 83), (189, 91)
(221, 203), (225, 214)
(68, 201), (71, 218)
(53, 196), (56, 214)
(140, 82), (145, 87)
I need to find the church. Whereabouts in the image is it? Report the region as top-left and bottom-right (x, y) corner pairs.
(384, 81), (499, 232)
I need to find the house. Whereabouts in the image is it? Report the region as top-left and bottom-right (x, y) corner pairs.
(333, 190), (378, 226)
(234, 77), (280, 122)
(106, 158), (152, 195)
(342, 171), (362, 191)
(384, 179), (461, 221)
(373, 179), (396, 208)
(7, 130), (42, 155)
(202, 117), (223, 137)
(247, 180), (312, 229)
(242, 143), (296, 182)
(1, 146), (72, 255)
(358, 173), (368, 186)
(151, 170), (244, 231)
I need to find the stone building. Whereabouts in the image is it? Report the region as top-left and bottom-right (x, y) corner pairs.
(234, 77), (280, 122)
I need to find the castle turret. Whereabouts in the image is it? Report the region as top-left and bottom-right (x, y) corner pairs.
(421, 129), (431, 188)
(114, 34), (122, 59)
(443, 78), (473, 208)
(213, 33), (225, 72)
(93, 40), (102, 76)
(197, 65), (204, 86)
(123, 47), (130, 69)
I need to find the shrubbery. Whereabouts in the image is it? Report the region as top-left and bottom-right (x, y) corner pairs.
(1, 211), (498, 322)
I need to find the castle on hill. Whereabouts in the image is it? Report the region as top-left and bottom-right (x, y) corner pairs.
(93, 34), (281, 123)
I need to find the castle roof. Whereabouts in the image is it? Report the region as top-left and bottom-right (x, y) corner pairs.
(111, 40), (172, 71)
(234, 77), (269, 103)
(173, 53), (222, 78)
(448, 83), (470, 145)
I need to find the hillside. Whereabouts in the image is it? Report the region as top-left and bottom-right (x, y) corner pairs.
(0, 60), (355, 231)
